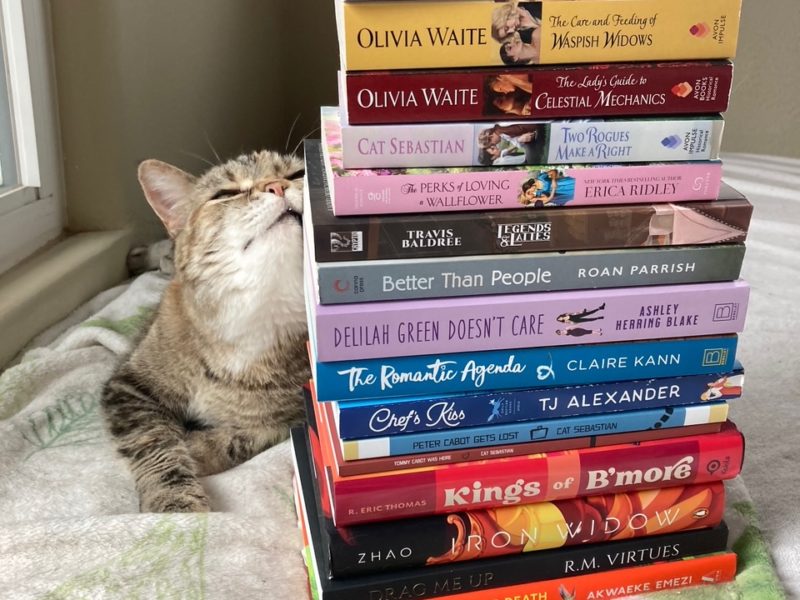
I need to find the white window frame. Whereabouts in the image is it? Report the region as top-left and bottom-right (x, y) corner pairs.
(0, 0), (64, 276)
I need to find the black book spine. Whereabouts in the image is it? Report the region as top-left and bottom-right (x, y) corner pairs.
(305, 140), (752, 263)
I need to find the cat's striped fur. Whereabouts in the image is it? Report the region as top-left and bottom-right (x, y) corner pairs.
(102, 152), (309, 512)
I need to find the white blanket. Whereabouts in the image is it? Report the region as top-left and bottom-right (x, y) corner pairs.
(0, 273), (308, 599)
(0, 153), (793, 599)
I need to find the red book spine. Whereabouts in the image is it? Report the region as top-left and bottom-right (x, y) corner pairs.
(331, 423), (743, 525)
(434, 552), (737, 600)
(344, 61), (733, 125)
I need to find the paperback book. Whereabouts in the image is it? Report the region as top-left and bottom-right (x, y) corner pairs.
(311, 243), (746, 304)
(337, 0), (741, 70)
(304, 140), (752, 262)
(315, 400), (723, 479)
(342, 61), (734, 125)
(332, 367), (744, 439)
(322, 108), (723, 215)
(327, 399), (729, 460)
(336, 110), (725, 169)
(311, 390), (727, 476)
(306, 278), (750, 361)
(310, 335), (741, 402)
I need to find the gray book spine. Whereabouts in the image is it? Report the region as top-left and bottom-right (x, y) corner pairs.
(315, 244), (745, 304)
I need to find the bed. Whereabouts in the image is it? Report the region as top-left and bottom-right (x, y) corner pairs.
(0, 154), (796, 599)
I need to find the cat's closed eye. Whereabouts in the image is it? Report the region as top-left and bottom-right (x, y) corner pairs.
(209, 188), (242, 201)
(288, 169), (305, 180)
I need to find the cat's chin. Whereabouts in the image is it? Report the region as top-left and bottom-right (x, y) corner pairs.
(243, 214), (302, 253)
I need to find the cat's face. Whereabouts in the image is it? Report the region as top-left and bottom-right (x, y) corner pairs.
(138, 151), (306, 340)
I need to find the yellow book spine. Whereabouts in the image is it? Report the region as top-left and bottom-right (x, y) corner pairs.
(342, 0), (741, 71)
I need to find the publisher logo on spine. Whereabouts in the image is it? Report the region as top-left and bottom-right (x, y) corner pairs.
(529, 426), (549, 441)
(712, 302), (739, 322)
(671, 82), (693, 98)
(330, 231), (364, 253)
(689, 23), (710, 38)
(496, 222), (552, 248)
(661, 135), (682, 149)
(701, 348), (729, 367)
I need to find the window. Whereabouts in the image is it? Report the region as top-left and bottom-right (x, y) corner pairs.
(0, 0), (63, 275)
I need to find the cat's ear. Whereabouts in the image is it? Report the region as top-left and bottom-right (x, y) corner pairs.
(138, 159), (196, 237)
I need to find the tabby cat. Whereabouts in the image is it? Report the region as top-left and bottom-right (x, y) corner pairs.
(101, 152), (309, 512)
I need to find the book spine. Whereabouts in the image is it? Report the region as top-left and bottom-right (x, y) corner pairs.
(292, 429), (732, 600)
(320, 532), (731, 600)
(333, 424), (724, 477)
(329, 161), (723, 216)
(432, 553), (737, 600)
(344, 62), (734, 125)
(325, 482), (724, 577)
(341, 0), (741, 70)
(313, 335), (740, 401)
(331, 425), (744, 525)
(339, 117), (724, 169)
(306, 141), (753, 263)
(315, 244), (746, 304)
(311, 280), (749, 361)
(334, 368), (744, 439)
(339, 403), (729, 460)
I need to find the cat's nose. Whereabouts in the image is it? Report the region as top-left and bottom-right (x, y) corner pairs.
(256, 180), (288, 198)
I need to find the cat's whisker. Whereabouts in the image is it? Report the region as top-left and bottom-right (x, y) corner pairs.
(291, 126), (320, 156)
(204, 131), (222, 164)
(181, 150), (216, 169)
(285, 113), (302, 152)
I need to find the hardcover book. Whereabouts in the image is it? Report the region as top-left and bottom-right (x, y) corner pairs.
(336, 110), (725, 169)
(322, 108), (723, 215)
(304, 140), (752, 262)
(306, 277), (749, 361)
(337, 0), (741, 70)
(292, 428), (733, 600)
(331, 367), (744, 439)
(342, 61), (734, 125)
(302, 424), (724, 577)
(311, 243), (746, 305)
(310, 415), (744, 525)
(311, 335), (741, 402)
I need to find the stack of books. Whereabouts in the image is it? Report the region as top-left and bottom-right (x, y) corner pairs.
(293, 1), (749, 599)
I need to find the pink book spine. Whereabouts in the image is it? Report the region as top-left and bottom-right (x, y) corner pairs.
(330, 162), (722, 216)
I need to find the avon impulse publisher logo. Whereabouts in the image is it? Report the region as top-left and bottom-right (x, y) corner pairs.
(661, 135), (682, 150)
(689, 23), (710, 38)
(690, 16), (729, 45)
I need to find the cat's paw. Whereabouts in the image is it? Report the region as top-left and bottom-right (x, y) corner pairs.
(127, 245), (153, 276)
(127, 239), (175, 277)
(140, 488), (211, 513)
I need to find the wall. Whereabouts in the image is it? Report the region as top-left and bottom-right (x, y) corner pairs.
(51, 1), (798, 247)
(51, 0), (339, 246)
(723, 1), (800, 158)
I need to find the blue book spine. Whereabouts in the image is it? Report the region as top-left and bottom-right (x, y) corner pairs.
(334, 366), (744, 439)
(313, 335), (739, 402)
(340, 403), (729, 460)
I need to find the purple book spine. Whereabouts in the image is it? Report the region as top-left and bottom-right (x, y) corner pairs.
(311, 280), (749, 361)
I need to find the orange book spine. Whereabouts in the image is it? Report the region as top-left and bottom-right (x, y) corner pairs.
(435, 552), (736, 600)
